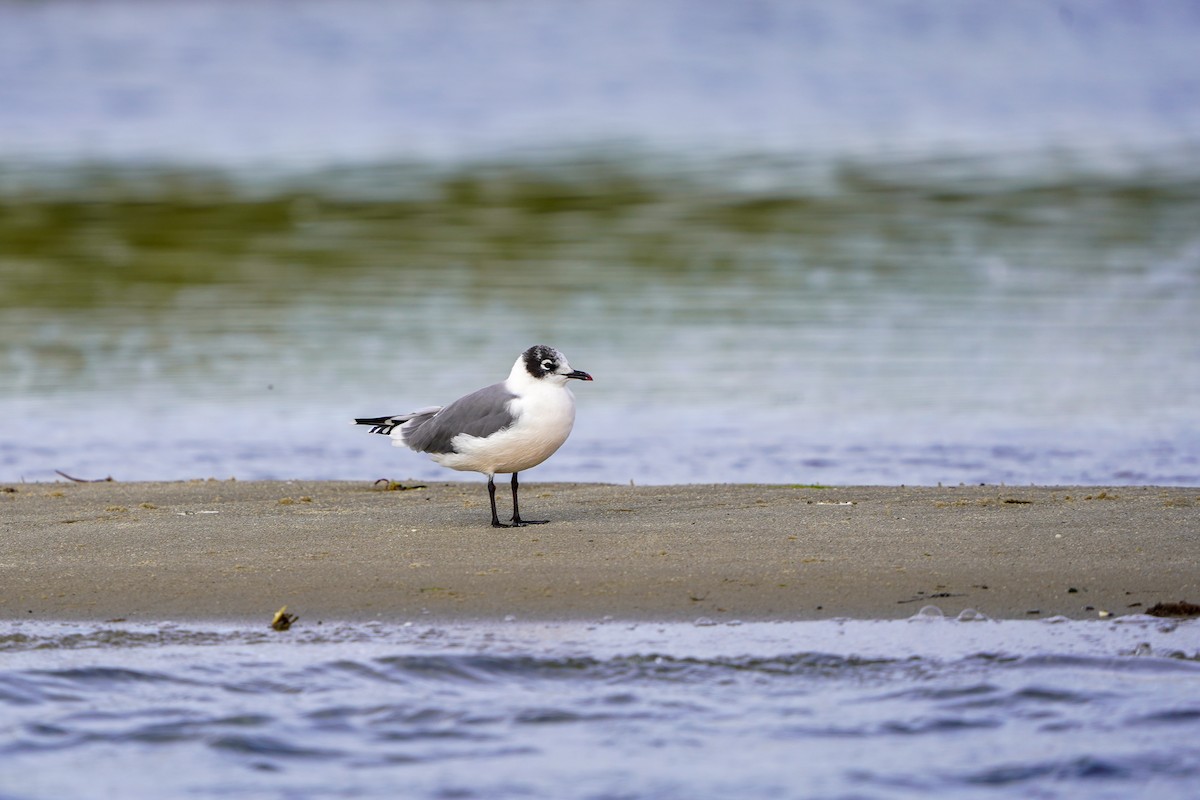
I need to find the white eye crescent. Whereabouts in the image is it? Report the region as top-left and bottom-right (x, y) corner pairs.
(542, 359), (555, 370)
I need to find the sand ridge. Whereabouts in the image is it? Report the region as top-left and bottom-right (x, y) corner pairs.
(2, 480), (1197, 623)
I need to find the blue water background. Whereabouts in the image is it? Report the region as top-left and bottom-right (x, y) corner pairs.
(2, 0), (1199, 486)
(1, 615), (1199, 800)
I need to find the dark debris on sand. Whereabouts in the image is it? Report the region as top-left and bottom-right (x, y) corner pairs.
(1146, 601), (1200, 618)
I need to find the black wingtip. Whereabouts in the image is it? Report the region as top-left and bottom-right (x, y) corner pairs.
(354, 416), (399, 435)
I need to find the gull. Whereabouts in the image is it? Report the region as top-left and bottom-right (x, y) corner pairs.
(354, 345), (593, 527)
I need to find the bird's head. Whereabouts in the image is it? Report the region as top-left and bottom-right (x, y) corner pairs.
(521, 344), (593, 384)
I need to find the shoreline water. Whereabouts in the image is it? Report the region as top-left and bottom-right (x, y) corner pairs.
(3, 481), (1196, 624)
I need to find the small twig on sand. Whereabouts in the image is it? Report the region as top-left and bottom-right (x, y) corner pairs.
(55, 470), (114, 483)
(373, 478), (427, 491)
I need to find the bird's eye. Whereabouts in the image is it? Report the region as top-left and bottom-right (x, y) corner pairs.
(541, 359), (555, 371)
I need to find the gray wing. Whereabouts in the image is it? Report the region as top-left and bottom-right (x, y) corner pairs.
(403, 382), (518, 454)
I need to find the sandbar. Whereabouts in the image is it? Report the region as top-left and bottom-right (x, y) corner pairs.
(2, 480), (1197, 623)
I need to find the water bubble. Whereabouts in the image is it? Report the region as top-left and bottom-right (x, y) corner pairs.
(693, 617), (718, 627)
(1128, 642), (1154, 657)
(909, 605), (945, 620)
(955, 608), (991, 622)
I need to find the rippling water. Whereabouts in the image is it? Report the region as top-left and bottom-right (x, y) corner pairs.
(2, 616), (1199, 799)
(2, 1), (1199, 486)
(3, 152), (1197, 486)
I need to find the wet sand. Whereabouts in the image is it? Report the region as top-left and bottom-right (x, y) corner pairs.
(2, 480), (1197, 623)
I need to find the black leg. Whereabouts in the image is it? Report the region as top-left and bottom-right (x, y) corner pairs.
(510, 472), (549, 526)
(488, 475), (510, 528)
